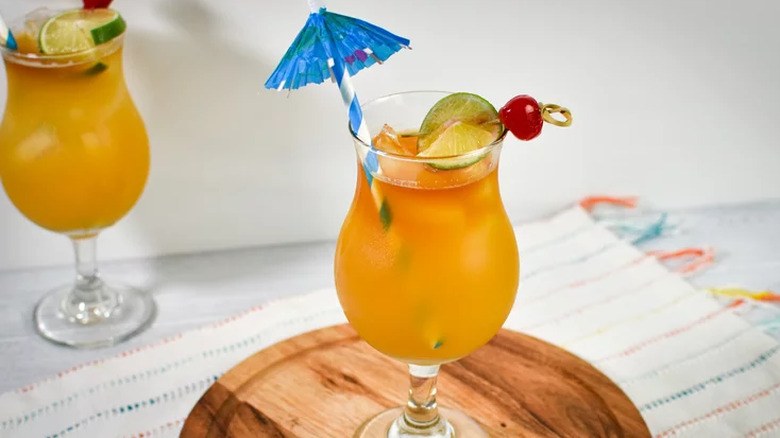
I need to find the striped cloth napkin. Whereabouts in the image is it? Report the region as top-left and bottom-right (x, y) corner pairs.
(1, 206), (779, 438)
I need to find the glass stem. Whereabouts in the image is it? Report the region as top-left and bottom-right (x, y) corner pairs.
(404, 364), (441, 427)
(73, 235), (101, 297)
(63, 234), (116, 323)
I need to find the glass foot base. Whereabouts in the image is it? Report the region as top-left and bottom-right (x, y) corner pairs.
(34, 283), (156, 349)
(355, 407), (488, 438)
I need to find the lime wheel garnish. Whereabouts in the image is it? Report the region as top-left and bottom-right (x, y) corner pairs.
(416, 92), (503, 169)
(38, 9), (126, 55)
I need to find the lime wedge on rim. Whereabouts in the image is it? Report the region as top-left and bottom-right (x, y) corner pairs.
(418, 121), (496, 170)
(417, 92), (502, 153)
(39, 9), (126, 55)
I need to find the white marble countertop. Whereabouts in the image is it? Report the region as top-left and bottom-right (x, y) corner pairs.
(1, 200), (779, 394)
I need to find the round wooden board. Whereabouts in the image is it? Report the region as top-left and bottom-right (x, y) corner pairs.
(181, 324), (650, 438)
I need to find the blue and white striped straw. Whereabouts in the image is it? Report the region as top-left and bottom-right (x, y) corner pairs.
(329, 58), (383, 180)
(0, 13), (17, 51)
(312, 1), (391, 228)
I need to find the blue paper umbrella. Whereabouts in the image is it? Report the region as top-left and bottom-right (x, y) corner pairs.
(265, 3), (410, 92)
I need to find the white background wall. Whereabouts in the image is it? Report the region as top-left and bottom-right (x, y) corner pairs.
(0, 0), (778, 271)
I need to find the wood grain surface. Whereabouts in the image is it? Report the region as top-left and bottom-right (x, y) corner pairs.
(181, 324), (650, 438)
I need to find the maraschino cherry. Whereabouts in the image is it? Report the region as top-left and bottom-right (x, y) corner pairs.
(499, 94), (572, 141)
(499, 95), (542, 141)
(83, 0), (113, 9)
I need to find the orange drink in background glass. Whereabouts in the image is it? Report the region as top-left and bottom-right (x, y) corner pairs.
(0, 8), (154, 348)
(335, 91), (519, 437)
(1, 33), (148, 234)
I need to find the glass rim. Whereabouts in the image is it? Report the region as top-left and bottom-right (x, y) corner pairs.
(0, 30), (125, 66)
(349, 90), (508, 163)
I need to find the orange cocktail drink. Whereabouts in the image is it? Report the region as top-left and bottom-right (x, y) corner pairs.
(336, 135), (519, 364)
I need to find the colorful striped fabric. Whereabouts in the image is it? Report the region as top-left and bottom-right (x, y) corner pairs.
(1, 206), (778, 437)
